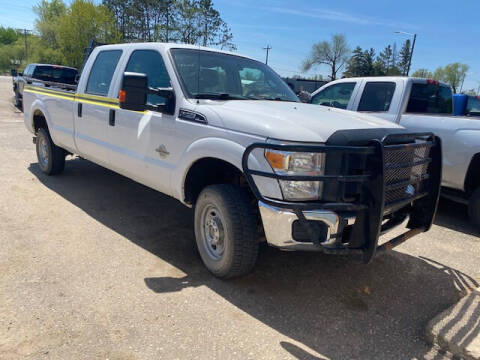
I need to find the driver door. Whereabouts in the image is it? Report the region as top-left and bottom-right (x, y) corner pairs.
(107, 49), (176, 195)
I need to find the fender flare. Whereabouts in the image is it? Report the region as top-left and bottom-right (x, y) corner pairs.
(172, 137), (263, 203)
(28, 99), (51, 133)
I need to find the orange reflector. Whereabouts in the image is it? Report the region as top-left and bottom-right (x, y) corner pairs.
(119, 90), (126, 102)
(265, 151), (286, 169)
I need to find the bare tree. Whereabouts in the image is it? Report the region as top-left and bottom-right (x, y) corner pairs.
(302, 34), (349, 80)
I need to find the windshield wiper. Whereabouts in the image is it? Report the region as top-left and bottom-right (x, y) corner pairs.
(193, 93), (248, 100)
(255, 97), (297, 102)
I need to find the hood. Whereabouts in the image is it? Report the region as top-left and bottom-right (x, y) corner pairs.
(204, 100), (403, 143)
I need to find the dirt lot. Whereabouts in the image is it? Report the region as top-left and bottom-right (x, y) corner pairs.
(0, 75), (479, 359)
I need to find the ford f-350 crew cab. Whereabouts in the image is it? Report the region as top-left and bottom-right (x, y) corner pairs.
(23, 43), (441, 278)
(311, 77), (480, 229)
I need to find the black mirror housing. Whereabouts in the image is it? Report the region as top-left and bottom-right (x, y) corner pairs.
(11, 69), (17, 77)
(120, 72), (148, 111)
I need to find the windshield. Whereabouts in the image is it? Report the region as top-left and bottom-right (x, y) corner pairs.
(170, 48), (298, 102)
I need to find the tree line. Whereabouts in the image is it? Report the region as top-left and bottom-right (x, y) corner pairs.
(302, 33), (472, 94)
(0, 0), (234, 71)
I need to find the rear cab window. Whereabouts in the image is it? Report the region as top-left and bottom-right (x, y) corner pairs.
(358, 82), (396, 112)
(406, 82), (453, 114)
(86, 50), (123, 96)
(32, 66), (78, 84)
(311, 82), (356, 109)
(466, 96), (480, 117)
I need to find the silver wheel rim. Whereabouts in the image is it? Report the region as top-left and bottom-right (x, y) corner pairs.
(200, 204), (225, 261)
(38, 135), (49, 168)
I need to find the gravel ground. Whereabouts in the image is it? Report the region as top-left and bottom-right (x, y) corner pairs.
(0, 76), (479, 359)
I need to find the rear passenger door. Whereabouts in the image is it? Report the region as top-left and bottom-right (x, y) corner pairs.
(353, 80), (403, 123)
(75, 50), (123, 165)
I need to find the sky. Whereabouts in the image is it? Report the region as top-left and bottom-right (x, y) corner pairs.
(1, 0), (479, 91)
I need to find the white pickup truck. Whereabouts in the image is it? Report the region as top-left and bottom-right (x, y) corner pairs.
(23, 43), (441, 278)
(311, 77), (480, 229)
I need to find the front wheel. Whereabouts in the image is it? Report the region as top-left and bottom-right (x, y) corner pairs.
(14, 89), (21, 109)
(194, 184), (259, 279)
(36, 128), (66, 175)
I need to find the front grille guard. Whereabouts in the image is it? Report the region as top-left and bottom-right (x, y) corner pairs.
(242, 133), (442, 263)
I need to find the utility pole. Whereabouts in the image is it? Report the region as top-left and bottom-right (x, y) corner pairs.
(263, 45), (271, 65)
(406, 33), (416, 76)
(16, 28), (32, 63)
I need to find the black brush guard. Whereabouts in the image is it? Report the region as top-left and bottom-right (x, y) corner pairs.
(242, 133), (442, 263)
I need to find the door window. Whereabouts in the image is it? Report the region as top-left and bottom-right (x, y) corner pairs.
(311, 82), (356, 109)
(466, 96), (480, 117)
(358, 82), (396, 112)
(86, 50), (122, 96)
(125, 50), (171, 106)
(406, 83), (453, 114)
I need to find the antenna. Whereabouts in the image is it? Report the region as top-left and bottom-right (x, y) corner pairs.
(262, 45), (272, 65)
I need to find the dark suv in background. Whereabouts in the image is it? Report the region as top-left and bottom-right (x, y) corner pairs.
(12, 64), (77, 109)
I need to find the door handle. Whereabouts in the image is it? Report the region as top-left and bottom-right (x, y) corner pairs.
(109, 109), (115, 126)
(77, 103), (82, 117)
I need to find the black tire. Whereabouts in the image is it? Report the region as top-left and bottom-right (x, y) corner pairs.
(14, 89), (21, 108)
(194, 184), (259, 279)
(36, 127), (66, 175)
(468, 187), (480, 232)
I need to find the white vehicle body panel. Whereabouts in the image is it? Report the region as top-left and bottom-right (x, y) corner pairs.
(312, 77), (480, 192)
(24, 43), (404, 206)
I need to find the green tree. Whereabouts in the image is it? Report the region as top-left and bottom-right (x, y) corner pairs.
(411, 68), (433, 78)
(398, 39), (411, 75)
(344, 46), (364, 77)
(34, 0), (67, 48)
(56, 0), (119, 68)
(344, 47), (375, 77)
(34, 0), (67, 64)
(302, 34), (349, 81)
(0, 26), (20, 45)
(433, 63), (469, 93)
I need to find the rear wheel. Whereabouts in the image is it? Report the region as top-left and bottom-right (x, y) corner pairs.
(468, 187), (480, 232)
(36, 128), (66, 175)
(194, 184), (259, 279)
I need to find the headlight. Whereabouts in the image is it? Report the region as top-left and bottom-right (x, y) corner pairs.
(265, 150), (325, 201)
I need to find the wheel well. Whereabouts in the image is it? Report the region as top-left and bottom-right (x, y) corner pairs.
(465, 153), (480, 194)
(184, 158), (250, 205)
(33, 111), (47, 133)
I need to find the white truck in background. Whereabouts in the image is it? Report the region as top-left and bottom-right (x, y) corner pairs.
(23, 43), (441, 278)
(311, 77), (480, 229)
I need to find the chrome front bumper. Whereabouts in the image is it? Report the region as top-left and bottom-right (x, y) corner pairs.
(258, 201), (355, 251)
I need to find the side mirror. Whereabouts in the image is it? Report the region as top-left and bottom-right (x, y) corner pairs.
(11, 69), (17, 77)
(120, 72), (148, 111)
(119, 72), (175, 114)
